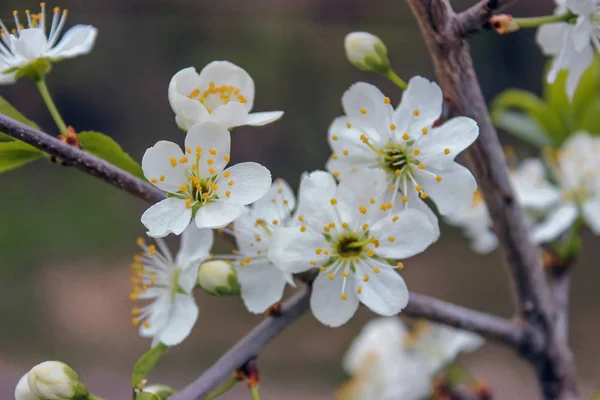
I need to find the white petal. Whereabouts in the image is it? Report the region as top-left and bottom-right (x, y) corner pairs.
(311, 271), (359, 327)
(512, 158), (560, 210)
(139, 294), (171, 338)
(244, 111), (284, 126)
(415, 117), (479, 168)
(209, 102), (250, 128)
(12, 29), (48, 60)
(371, 209), (437, 259)
(412, 163), (478, 215)
(142, 198), (192, 238)
(45, 25), (97, 59)
(471, 230), (498, 254)
(268, 227), (329, 273)
(405, 189), (441, 240)
(157, 293), (199, 346)
(393, 76), (443, 133)
(582, 197), (600, 234)
(194, 201), (244, 229)
(249, 178), (296, 223)
(238, 261), (287, 313)
(176, 224), (214, 268)
(571, 16), (592, 53)
(178, 262), (200, 294)
(0, 70), (17, 85)
(217, 162), (271, 204)
(357, 265), (409, 316)
(565, 45), (593, 99)
(198, 61), (255, 110)
(341, 82), (393, 134)
(15, 374), (37, 400)
(184, 121), (231, 177)
(294, 170), (338, 219)
(168, 67), (209, 131)
(536, 23), (569, 56)
(142, 141), (188, 192)
(532, 204), (578, 243)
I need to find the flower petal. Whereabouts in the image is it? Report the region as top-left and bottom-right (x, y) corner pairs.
(248, 178), (296, 223)
(142, 140), (188, 192)
(405, 189), (441, 240)
(209, 102), (250, 128)
(471, 230), (498, 254)
(294, 170), (338, 221)
(582, 197), (600, 234)
(415, 117), (479, 168)
(244, 111), (284, 126)
(536, 23), (569, 56)
(238, 261), (287, 313)
(393, 76), (443, 133)
(176, 224), (214, 269)
(198, 60), (255, 110)
(565, 44), (593, 99)
(194, 201), (244, 229)
(217, 162), (271, 204)
(184, 121), (231, 177)
(532, 204), (578, 243)
(512, 158), (560, 210)
(157, 293), (199, 346)
(168, 67), (209, 131)
(341, 82), (393, 134)
(12, 29), (48, 60)
(357, 264), (409, 316)
(371, 209), (437, 259)
(311, 271), (359, 327)
(142, 198), (192, 238)
(268, 227), (329, 274)
(46, 25), (97, 59)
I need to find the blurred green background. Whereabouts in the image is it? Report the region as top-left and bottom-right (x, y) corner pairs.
(1, 0), (599, 398)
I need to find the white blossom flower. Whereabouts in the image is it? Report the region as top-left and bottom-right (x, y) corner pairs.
(168, 61), (284, 131)
(26, 361), (88, 400)
(0, 4), (97, 83)
(15, 374), (38, 400)
(337, 317), (483, 400)
(536, 0), (596, 99)
(344, 32), (390, 73)
(445, 190), (497, 254)
(141, 120), (272, 237)
(326, 77), (479, 222)
(129, 224), (213, 347)
(516, 133), (600, 242)
(269, 170), (437, 327)
(215, 179), (295, 313)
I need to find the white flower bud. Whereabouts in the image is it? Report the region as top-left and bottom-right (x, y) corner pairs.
(344, 32), (391, 74)
(26, 361), (88, 400)
(197, 260), (241, 296)
(144, 384), (176, 399)
(15, 374), (39, 400)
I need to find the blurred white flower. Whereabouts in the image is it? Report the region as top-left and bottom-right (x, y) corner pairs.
(326, 77), (479, 223)
(216, 179), (296, 313)
(129, 224), (213, 346)
(336, 318), (483, 400)
(268, 171), (437, 327)
(169, 61), (284, 131)
(15, 374), (38, 400)
(344, 32), (390, 73)
(536, 0), (596, 99)
(0, 4), (97, 83)
(26, 361), (88, 400)
(197, 260), (240, 296)
(141, 121), (272, 236)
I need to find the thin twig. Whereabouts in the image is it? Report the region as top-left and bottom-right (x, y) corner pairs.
(406, 1), (578, 398)
(456, 0), (518, 36)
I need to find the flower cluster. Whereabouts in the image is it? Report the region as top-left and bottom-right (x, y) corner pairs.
(336, 317), (483, 400)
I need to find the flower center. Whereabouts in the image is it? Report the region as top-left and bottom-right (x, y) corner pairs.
(188, 82), (247, 114)
(379, 141), (412, 177)
(334, 233), (368, 259)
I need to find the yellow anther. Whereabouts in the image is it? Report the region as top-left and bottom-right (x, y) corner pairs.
(324, 249), (329, 255)
(324, 225), (331, 232)
(383, 97), (390, 104)
(179, 184), (188, 192)
(357, 287), (362, 294)
(415, 185), (423, 192)
(362, 223), (369, 231)
(185, 199), (193, 209)
(420, 192), (429, 199)
(373, 267), (381, 273)
(418, 163), (425, 169)
(390, 124), (396, 130)
(364, 274), (370, 282)
(346, 122), (352, 128)
(343, 150), (349, 156)
(360, 108), (367, 115)
(298, 215), (305, 222)
(209, 148), (217, 156)
(397, 262), (404, 269)
(209, 168), (216, 174)
(272, 219), (279, 225)
(196, 146), (203, 154)
(435, 175), (442, 182)
(300, 225), (307, 232)
(333, 172), (340, 178)
(169, 157), (177, 167)
(387, 236), (395, 243)
(132, 318), (140, 326)
(444, 148), (450, 155)
(341, 293), (348, 300)
(226, 190), (231, 198)
(180, 156), (188, 163)
(159, 175), (165, 182)
(245, 257), (252, 263)
(342, 222), (349, 229)
(395, 169), (401, 175)
(332, 154), (339, 160)
(131, 307), (140, 316)
(342, 271), (349, 278)
(224, 155), (231, 162)
(143, 321), (151, 328)
(186, 147), (192, 154)
(330, 198), (338, 205)
(402, 133), (410, 140)
(228, 180), (235, 186)
(328, 273), (335, 280)
(316, 248), (322, 255)
(223, 171), (231, 178)
(207, 159), (214, 165)
(367, 250), (375, 257)
(332, 135), (339, 141)
(151, 178), (158, 183)
(359, 206), (367, 214)
(390, 185), (396, 191)
(413, 149), (421, 155)
(413, 109), (420, 116)
(422, 128), (428, 135)
(239, 261), (246, 267)
(392, 216), (399, 222)
(148, 245), (156, 256)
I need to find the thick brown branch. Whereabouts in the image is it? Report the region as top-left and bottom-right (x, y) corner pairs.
(405, 1), (577, 398)
(0, 114), (165, 204)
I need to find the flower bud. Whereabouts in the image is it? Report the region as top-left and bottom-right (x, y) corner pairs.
(15, 374), (39, 400)
(144, 384), (176, 399)
(197, 260), (241, 296)
(27, 361), (89, 400)
(490, 15), (519, 35)
(344, 32), (391, 74)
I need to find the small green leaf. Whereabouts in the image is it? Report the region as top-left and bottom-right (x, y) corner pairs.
(0, 141), (44, 173)
(78, 131), (144, 179)
(577, 97), (600, 134)
(0, 95), (41, 141)
(132, 343), (168, 388)
(492, 110), (553, 148)
(136, 392), (160, 400)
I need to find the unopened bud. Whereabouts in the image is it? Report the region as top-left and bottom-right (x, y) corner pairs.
(344, 32), (391, 74)
(490, 14), (519, 34)
(27, 361), (88, 400)
(197, 260), (241, 296)
(15, 374), (38, 400)
(144, 384), (176, 399)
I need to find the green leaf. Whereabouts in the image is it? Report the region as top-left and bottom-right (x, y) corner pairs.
(577, 97), (600, 134)
(490, 89), (567, 145)
(132, 343), (168, 388)
(136, 393), (160, 400)
(0, 141), (44, 173)
(78, 131), (144, 179)
(0, 96), (41, 141)
(572, 56), (600, 124)
(492, 110), (552, 148)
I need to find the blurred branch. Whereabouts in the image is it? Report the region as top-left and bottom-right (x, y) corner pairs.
(0, 114), (165, 203)
(406, 1), (578, 399)
(456, 0), (518, 36)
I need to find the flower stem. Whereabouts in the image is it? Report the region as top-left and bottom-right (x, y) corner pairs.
(36, 78), (68, 136)
(385, 70), (408, 91)
(557, 217), (583, 260)
(250, 385), (261, 400)
(513, 12), (574, 29)
(203, 376), (239, 400)
(88, 395), (105, 400)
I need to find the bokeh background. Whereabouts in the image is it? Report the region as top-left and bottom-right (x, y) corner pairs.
(1, 0), (599, 398)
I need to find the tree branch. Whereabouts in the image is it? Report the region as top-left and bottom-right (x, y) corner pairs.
(456, 0), (518, 36)
(405, 1), (578, 398)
